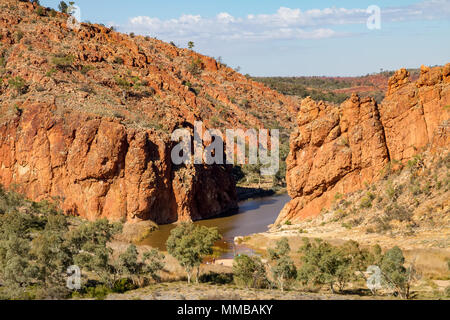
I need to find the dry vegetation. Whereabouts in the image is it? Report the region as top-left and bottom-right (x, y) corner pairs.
(240, 151), (450, 299)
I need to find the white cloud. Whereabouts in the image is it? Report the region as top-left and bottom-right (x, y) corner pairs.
(217, 12), (235, 23)
(124, 0), (450, 43)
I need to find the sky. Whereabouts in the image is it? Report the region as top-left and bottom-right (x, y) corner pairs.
(40, 0), (450, 76)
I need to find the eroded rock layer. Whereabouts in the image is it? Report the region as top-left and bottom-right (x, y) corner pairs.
(0, 103), (238, 223)
(276, 64), (450, 224)
(0, 1), (298, 223)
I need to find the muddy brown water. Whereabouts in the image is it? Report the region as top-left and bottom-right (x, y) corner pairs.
(140, 194), (290, 259)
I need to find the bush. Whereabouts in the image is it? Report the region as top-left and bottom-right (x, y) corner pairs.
(298, 239), (356, 293)
(113, 57), (124, 65)
(0, 197), (74, 299)
(199, 272), (233, 285)
(80, 65), (94, 75)
(409, 179), (422, 196)
(187, 58), (203, 76)
(268, 238), (297, 291)
(407, 154), (425, 174)
(58, 1), (68, 13)
(298, 239), (381, 294)
(118, 245), (165, 285)
(35, 6), (46, 16)
(52, 54), (75, 70)
(382, 204), (412, 223)
(379, 246), (418, 299)
(84, 285), (111, 300)
(386, 182), (402, 201)
(373, 216), (392, 233)
(360, 192), (376, 209)
(334, 193), (343, 201)
(232, 254), (268, 289)
(8, 76), (27, 94)
(0, 187), (158, 299)
(16, 31), (24, 42)
(166, 223), (221, 284)
(45, 67), (57, 78)
(445, 286), (450, 298)
(112, 278), (137, 293)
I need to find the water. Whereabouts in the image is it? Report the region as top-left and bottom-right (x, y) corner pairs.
(140, 194), (290, 258)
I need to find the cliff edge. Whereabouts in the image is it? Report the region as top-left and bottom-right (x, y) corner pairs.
(276, 64), (450, 225)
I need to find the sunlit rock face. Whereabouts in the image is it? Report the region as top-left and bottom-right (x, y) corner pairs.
(276, 64), (450, 225)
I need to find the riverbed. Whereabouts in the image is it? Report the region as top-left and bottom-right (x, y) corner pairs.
(140, 194), (290, 258)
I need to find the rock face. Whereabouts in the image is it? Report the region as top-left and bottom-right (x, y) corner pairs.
(276, 64), (450, 225)
(0, 1), (297, 223)
(0, 103), (237, 223)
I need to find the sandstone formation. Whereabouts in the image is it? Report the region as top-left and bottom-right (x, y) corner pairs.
(0, 1), (297, 223)
(276, 64), (450, 224)
(0, 102), (239, 223)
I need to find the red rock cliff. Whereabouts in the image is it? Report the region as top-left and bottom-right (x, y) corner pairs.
(0, 103), (238, 223)
(0, 1), (298, 223)
(276, 64), (450, 225)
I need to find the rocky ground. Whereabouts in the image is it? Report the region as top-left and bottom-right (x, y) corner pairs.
(105, 281), (386, 300)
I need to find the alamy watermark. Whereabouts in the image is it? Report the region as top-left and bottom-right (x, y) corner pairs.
(66, 4), (381, 32)
(367, 5), (382, 30)
(171, 121), (279, 176)
(64, 3), (382, 177)
(66, 3), (81, 31)
(366, 265), (383, 292)
(66, 265), (81, 290)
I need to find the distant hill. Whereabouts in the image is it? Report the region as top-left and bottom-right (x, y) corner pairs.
(253, 69), (421, 104)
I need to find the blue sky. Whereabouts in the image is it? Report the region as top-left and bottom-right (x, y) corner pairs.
(40, 0), (450, 76)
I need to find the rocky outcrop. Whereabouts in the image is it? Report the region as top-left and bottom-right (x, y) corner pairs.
(380, 65), (450, 162)
(0, 103), (237, 223)
(276, 64), (450, 225)
(0, 1), (299, 223)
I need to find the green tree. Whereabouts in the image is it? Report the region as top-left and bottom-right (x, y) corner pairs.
(340, 240), (382, 286)
(118, 244), (165, 286)
(187, 41), (195, 49)
(58, 1), (68, 13)
(0, 189), (136, 299)
(232, 254), (268, 289)
(0, 202), (71, 299)
(297, 238), (352, 293)
(35, 6), (45, 17)
(142, 248), (166, 282)
(166, 223), (221, 284)
(379, 246), (418, 299)
(69, 219), (122, 289)
(268, 238), (297, 291)
(30, 214), (73, 298)
(0, 232), (34, 299)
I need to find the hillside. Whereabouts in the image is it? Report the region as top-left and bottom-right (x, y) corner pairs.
(0, 0), (298, 223)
